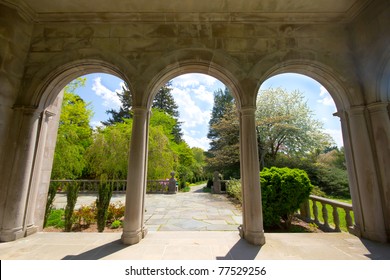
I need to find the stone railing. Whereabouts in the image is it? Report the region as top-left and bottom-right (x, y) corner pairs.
(51, 176), (177, 194)
(299, 195), (355, 234)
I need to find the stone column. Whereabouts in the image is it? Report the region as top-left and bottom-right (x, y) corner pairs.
(122, 107), (150, 245)
(367, 102), (390, 241)
(0, 106), (41, 242)
(334, 110), (363, 237)
(239, 107), (265, 246)
(24, 110), (55, 236)
(344, 106), (387, 242)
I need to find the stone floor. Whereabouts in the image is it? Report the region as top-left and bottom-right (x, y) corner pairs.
(1, 231), (390, 260)
(1, 184), (390, 260)
(52, 184), (243, 231)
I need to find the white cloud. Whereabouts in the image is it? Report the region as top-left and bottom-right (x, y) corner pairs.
(90, 120), (104, 129)
(171, 87), (211, 129)
(172, 73), (217, 88)
(317, 86), (335, 107)
(322, 128), (344, 148)
(192, 85), (214, 105)
(183, 135), (211, 150)
(91, 77), (122, 109)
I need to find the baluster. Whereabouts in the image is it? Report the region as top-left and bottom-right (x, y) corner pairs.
(321, 202), (329, 228)
(332, 206), (340, 231)
(313, 201), (319, 223)
(345, 209), (353, 230)
(299, 200), (309, 218)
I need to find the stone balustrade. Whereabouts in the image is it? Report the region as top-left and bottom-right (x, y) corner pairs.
(51, 178), (176, 194)
(299, 195), (355, 234)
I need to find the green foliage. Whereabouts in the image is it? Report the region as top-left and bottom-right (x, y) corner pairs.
(208, 87), (234, 141)
(103, 85), (133, 125)
(256, 88), (333, 167)
(74, 204), (96, 228)
(311, 165), (350, 198)
(207, 103), (240, 179)
(44, 182), (58, 227)
(107, 202), (125, 222)
(51, 78), (93, 179)
(96, 174), (113, 232)
(45, 209), (65, 229)
(260, 167), (313, 229)
(226, 178), (242, 204)
(64, 182), (80, 231)
(148, 124), (176, 180)
(86, 120), (132, 179)
(110, 220), (122, 229)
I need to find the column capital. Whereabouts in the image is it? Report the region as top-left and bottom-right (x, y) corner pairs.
(12, 105), (41, 118)
(346, 105), (366, 116)
(239, 106), (256, 116)
(367, 102), (389, 113)
(132, 106), (150, 116)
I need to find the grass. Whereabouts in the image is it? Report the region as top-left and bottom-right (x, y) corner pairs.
(45, 209), (65, 229)
(308, 199), (354, 232)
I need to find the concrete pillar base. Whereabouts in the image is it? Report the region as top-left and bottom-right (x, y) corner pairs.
(25, 225), (38, 237)
(239, 226), (266, 246)
(0, 228), (24, 242)
(121, 230), (143, 245)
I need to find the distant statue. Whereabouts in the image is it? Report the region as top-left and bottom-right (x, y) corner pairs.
(168, 171), (177, 194)
(213, 171), (221, 194)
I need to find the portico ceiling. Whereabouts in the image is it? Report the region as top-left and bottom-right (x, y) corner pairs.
(1, 0), (373, 23)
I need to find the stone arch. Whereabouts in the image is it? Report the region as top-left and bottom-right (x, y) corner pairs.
(252, 58), (358, 112)
(133, 48), (252, 109)
(16, 54), (136, 110)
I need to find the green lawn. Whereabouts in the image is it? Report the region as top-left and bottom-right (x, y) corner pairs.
(308, 199), (354, 232)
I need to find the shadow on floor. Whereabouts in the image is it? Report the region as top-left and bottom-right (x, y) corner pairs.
(62, 239), (127, 260)
(361, 238), (390, 260)
(217, 239), (262, 260)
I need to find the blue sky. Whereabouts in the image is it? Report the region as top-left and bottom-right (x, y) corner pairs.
(74, 72), (342, 150)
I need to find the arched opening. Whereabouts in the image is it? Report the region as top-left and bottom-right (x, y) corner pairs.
(256, 72), (353, 234)
(14, 61), (132, 237)
(41, 69), (247, 235)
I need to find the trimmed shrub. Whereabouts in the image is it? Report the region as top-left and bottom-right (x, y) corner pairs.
(64, 182), (79, 231)
(260, 167), (313, 229)
(96, 175), (113, 232)
(44, 182), (58, 228)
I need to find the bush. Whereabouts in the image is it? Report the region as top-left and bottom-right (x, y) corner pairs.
(226, 178), (242, 203)
(260, 167), (313, 229)
(110, 220), (122, 229)
(74, 204), (96, 228)
(64, 182), (79, 231)
(312, 165), (350, 198)
(107, 202), (125, 223)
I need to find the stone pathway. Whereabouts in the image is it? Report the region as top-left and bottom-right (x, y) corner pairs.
(53, 184), (242, 231)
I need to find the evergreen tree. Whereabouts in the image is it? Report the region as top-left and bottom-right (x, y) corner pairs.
(102, 85), (132, 125)
(103, 81), (183, 143)
(207, 87), (234, 150)
(152, 81), (179, 117)
(152, 81), (182, 143)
